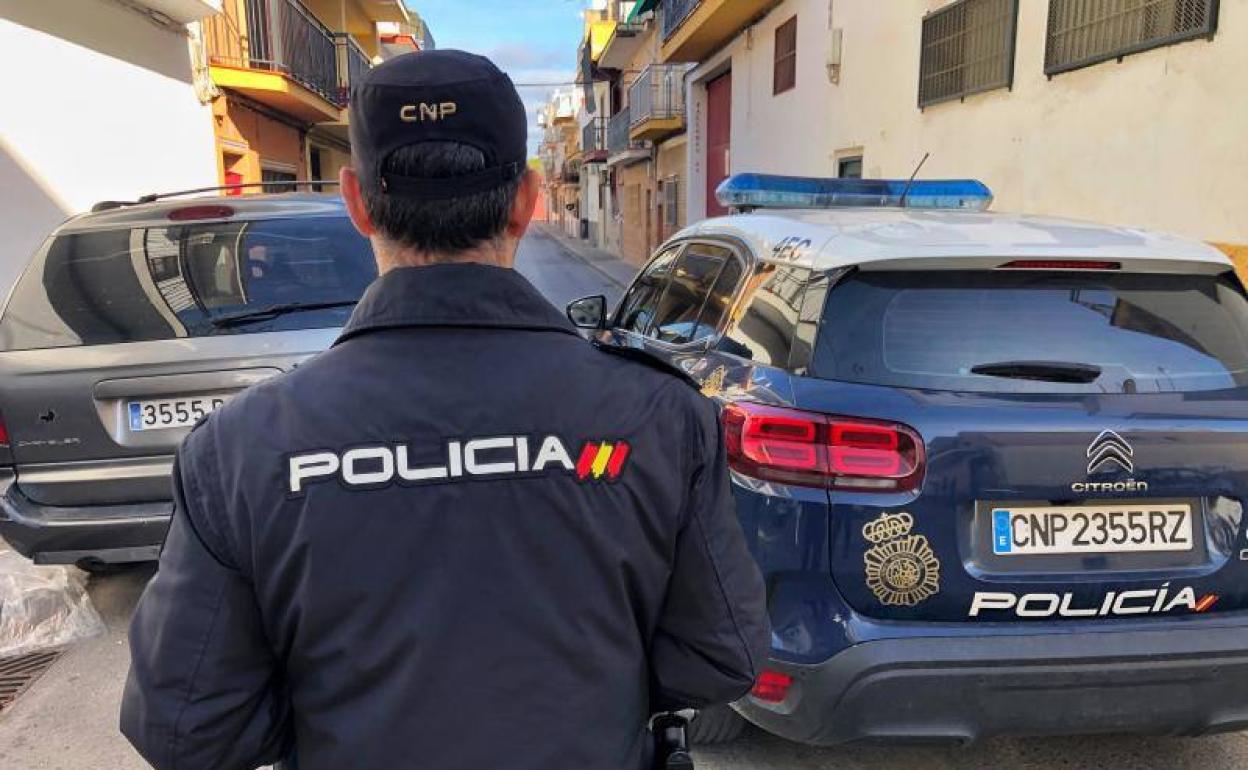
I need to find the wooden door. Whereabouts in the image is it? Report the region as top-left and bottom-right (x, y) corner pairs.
(705, 71), (732, 218)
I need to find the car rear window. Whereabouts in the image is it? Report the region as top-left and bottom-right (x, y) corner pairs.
(0, 216), (375, 351)
(810, 270), (1248, 393)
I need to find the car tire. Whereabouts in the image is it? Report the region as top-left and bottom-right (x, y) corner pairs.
(687, 705), (748, 745)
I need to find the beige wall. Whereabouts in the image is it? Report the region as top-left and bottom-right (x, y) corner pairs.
(614, 20), (664, 264)
(213, 96), (307, 185)
(617, 161), (654, 265)
(687, 0), (1248, 248)
(656, 136), (688, 242)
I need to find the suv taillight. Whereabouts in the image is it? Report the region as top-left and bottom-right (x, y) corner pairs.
(721, 402), (924, 491)
(0, 412), (12, 466)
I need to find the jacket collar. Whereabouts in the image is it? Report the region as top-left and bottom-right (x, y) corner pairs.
(336, 263), (580, 345)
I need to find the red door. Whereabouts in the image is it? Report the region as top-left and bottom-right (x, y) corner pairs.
(705, 71), (732, 217)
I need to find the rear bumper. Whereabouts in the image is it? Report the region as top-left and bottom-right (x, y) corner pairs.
(0, 477), (170, 564)
(738, 621), (1248, 745)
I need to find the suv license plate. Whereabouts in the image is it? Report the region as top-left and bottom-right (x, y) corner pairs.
(128, 395), (229, 431)
(992, 504), (1194, 556)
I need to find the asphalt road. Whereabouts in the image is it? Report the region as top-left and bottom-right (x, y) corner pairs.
(515, 224), (625, 308)
(3, 228), (1247, 769)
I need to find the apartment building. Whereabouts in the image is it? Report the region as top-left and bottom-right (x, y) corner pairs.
(538, 88), (583, 237)
(0, 0), (222, 289)
(574, 2), (620, 249)
(669, 0), (1247, 260)
(599, 2), (694, 265)
(200, 0), (426, 192)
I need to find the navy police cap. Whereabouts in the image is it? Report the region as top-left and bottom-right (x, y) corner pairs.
(348, 50), (528, 200)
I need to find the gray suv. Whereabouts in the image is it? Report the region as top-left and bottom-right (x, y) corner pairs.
(0, 192), (374, 568)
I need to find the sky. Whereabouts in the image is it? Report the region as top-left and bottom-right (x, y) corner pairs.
(409, 1), (589, 158)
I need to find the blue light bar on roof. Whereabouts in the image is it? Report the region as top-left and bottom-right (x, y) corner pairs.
(715, 174), (994, 212)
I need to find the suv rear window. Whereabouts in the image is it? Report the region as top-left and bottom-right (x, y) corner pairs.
(0, 216), (375, 351)
(810, 270), (1248, 393)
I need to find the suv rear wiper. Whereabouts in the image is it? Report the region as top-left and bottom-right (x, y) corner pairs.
(969, 360), (1103, 384)
(210, 300), (358, 328)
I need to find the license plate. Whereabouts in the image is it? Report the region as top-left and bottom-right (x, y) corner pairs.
(127, 395), (229, 431)
(992, 503), (1194, 556)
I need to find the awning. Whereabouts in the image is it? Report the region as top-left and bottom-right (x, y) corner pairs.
(628, 0), (660, 23)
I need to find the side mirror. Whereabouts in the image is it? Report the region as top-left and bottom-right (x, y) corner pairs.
(566, 295), (607, 330)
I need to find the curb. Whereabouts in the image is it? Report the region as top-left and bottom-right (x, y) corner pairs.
(534, 223), (630, 289)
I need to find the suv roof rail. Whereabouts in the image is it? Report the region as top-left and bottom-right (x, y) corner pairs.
(90, 181), (342, 213)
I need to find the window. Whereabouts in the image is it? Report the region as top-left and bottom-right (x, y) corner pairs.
(918, 0), (1018, 108)
(0, 217), (376, 351)
(718, 263), (811, 366)
(808, 270), (1248, 394)
(773, 16), (797, 95)
(1045, 0), (1218, 76)
(661, 177), (679, 227)
(309, 148), (324, 192)
(613, 245), (681, 334)
(696, 254), (744, 338)
(261, 168), (298, 193)
(649, 244), (734, 344)
(838, 156), (863, 179)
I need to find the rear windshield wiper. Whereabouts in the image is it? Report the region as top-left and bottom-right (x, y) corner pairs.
(969, 360), (1103, 384)
(210, 300), (358, 328)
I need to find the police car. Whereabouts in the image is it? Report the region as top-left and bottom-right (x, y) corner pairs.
(568, 175), (1248, 744)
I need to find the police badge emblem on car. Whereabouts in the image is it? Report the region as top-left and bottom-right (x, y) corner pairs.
(862, 511), (941, 607)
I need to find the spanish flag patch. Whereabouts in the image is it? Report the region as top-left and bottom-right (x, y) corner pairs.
(575, 441), (631, 482)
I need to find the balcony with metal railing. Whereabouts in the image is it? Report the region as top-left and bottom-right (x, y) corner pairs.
(660, 0), (700, 40)
(335, 33), (370, 106)
(203, 0), (372, 122)
(658, 0), (781, 63)
(581, 118), (609, 163)
(607, 107), (647, 165)
(628, 64), (685, 142)
(597, 18), (646, 70)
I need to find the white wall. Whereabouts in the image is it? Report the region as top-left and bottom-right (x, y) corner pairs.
(827, 0), (1248, 246)
(686, 0), (1248, 247)
(687, 0), (833, 221)
(0, 0), (218, 291)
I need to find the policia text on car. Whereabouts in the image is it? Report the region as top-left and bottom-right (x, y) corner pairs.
(119, 50), (769, 770)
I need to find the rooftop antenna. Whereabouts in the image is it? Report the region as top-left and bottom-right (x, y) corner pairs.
(898, 152), (930, 207)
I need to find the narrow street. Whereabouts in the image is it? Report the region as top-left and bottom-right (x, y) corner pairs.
(1, 228), (1247, 770)
(514, 224), (627, 309)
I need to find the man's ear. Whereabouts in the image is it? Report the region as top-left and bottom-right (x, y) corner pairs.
(506, 168), (541, 239)
(340, 166), (376, 238)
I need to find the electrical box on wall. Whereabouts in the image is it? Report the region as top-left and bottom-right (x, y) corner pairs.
(828, 28), (843, 84)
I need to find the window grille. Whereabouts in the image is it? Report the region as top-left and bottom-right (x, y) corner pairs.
(919, 0), (1018, 108)
(774, 16), (797, 95)
(662, 178), (679, 227)
(1045, 0), (1218, 76)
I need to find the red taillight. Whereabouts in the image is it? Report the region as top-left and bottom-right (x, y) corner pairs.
(167, 205), (235, 221)
(722, 402), (924, 491)
(751, 670), (793, 704)
(0, 414), (8, 446)
(998, 260), (1120, 270)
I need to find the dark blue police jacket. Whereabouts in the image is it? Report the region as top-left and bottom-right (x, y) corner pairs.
(121, 263), (769, 770)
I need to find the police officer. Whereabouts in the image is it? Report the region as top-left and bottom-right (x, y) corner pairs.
(121, 50), (769, 770)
